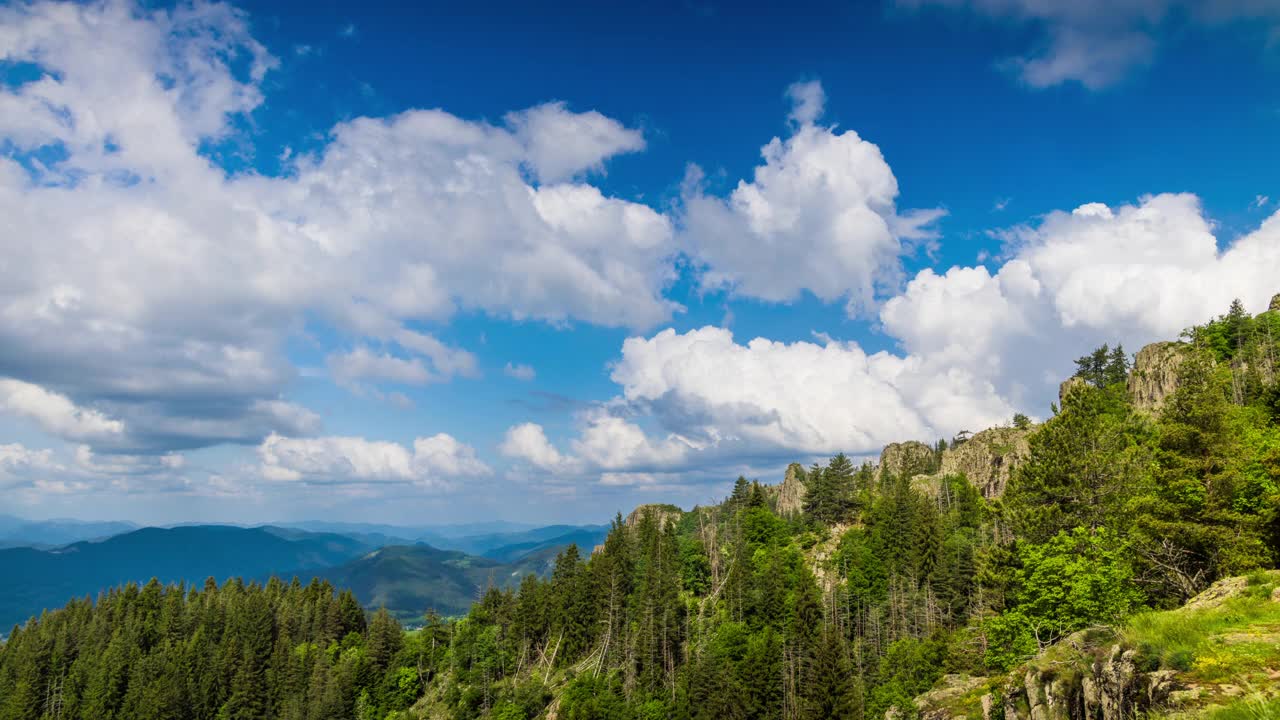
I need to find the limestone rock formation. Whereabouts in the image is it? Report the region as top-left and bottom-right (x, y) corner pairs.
(1270, 293), (1280, 313)
(876, 440), (937, 481)
(938, 427), (1030, 499)
(1127, 341), (1190, 414)
(776, 462), (807, 517)
(624, 503), (683, 531)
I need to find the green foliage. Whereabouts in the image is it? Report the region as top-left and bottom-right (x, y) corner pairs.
(1013, 527), (1143, 647)
(0, 578), (414, 720)
(803, 453), (857, 525)
(1073, 342), (1130, 388)
(1005, 381), (1152, 543)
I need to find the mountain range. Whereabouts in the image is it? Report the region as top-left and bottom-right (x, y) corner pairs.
(0, 519), (608, 631)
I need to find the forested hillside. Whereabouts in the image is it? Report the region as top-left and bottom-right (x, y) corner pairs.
(2, 297), (1279, 720)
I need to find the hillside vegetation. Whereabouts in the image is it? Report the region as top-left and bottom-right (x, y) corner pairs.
(1, 297), (1279, 720)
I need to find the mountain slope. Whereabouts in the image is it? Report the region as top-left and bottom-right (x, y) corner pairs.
(480, 526), (610, 562)
(321, 540), (578, 620)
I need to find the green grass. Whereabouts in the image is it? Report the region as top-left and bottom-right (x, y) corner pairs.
(1123, 572), (1280, 717)
(1203, 690), (1280, 720)
(1123, 579), (1280, 678)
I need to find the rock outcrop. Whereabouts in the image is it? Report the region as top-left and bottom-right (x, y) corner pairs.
(877, 441), (938, 481)
(912, 675), (987, 720)
(998, 639), (1179, 720)
(624, 504), (682, 531)
(938, 427), (1030, 498)
(1270, 293), (1280, 313)
(776, 463), (807, 517)
(1127, 341), (1190, 414)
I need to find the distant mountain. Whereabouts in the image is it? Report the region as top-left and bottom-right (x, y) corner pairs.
(0, 525), (374, 631)
(481, 526), (610, 563)
(0, 517), (138, 549)
(0, 518), (607, 631)
(414, 523), (609, 557)
(322, 544), (508, 619)
(321, 533), (598, 621)
(279, 519), (541, 547)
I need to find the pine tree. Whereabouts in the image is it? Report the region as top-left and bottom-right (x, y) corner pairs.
(801, 628), (857, 720)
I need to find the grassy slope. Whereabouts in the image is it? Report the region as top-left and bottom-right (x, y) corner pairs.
(1134, 571), (1280, 719)
(923, 571), (1280, 719)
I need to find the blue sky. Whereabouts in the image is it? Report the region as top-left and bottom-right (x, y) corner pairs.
(1, 0), (1278, 526)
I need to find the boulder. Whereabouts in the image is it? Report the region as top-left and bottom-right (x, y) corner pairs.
(1180, 575), (1248, 612)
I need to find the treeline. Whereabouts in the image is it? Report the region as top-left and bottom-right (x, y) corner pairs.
(1, 300), (1278, 720)
(0, 577), (433, 720)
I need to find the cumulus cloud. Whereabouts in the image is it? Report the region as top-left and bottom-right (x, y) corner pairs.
(0, 0), (676, 455)
(502, 325), (1011, 480)
(896, 0), (1280, 89)
(612, 326), (1011, 455)
(510, 194), (1280, 481)
(258, 432), (490, 487)
(0, 378), (125, 442)
(882, 193), (1280, 410)
(507, 102), (646, 183)
(500, 422), (568, 471)
(680, 81), (942, 314)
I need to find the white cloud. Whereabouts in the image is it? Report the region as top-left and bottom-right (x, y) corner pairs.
(501, 410), (697, 481)
(500, 422), (567, 471)
(896, 0), (1280, 89)
(504, 362), (537, 381)
(329, 349), (433, 388)
(0, 378), (125, 442)
(0, 443), (63, 489)
(509, 194), (1280, 480)
(1256, 195), (1271, 208)
(74, 445), (185, 476)
(785, 80), (826, 127)
(507, 102), (646, 183)
(680, 81), (943, 314)
(610, 326), (1010, 456)
(0, 0), (676, 455)
(258, 432), (490, 487)
(881, 193), (1280, 410)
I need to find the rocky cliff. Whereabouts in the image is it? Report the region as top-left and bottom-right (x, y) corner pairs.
(776, 462), (807, 517)
(876, 441), (938, 482)
(938, 427), (1030, 499)
(624, 503), (683, 531)
(1126, 341), (1190, 414)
